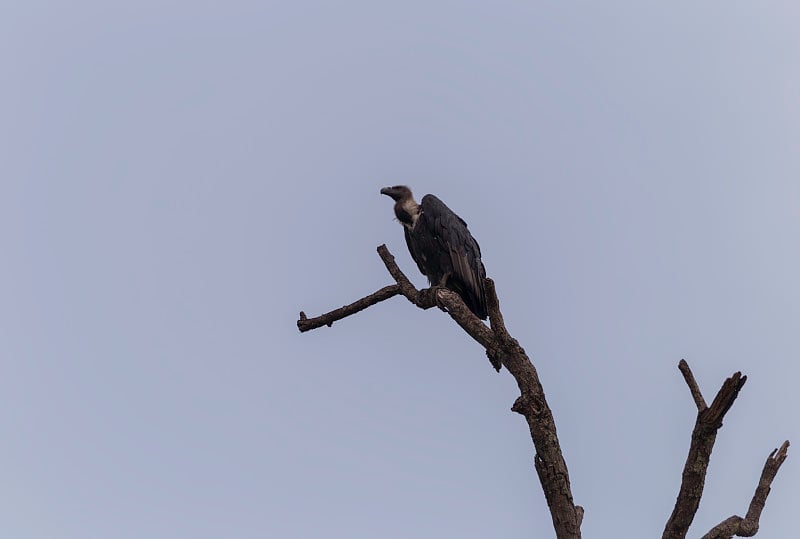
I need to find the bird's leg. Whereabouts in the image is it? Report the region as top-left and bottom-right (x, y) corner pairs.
(423, 272), (453, 314)
(417, 274), (451, 312)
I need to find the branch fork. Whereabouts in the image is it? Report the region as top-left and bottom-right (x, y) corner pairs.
(663, 360), (789, 539)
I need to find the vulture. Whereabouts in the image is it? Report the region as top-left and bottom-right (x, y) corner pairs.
(380, 185), (488, 320)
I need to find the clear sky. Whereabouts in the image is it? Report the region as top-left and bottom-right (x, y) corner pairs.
(3, 2), (799, 538)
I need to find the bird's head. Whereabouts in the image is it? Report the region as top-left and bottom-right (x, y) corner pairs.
(380, 185), (413, 202)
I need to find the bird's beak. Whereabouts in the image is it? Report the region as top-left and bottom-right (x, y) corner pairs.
(380, 187), (392, 196)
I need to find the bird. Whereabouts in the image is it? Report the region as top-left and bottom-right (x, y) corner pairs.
(380, 185), (488, 320)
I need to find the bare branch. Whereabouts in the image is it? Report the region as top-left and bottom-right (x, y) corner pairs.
(297, 285), (401, 332)
(486, 277), (511, 341)
(679, 359), (708, 411)
(746, 441), (790, 523)
(663, 364), (748, 539)
(701, 441), (790, 539)
(483, 278), (510, 371)
(297, 244), (440, 334)
(376, 244), (426, 304)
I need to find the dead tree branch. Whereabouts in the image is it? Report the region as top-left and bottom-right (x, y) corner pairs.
(663, 361), (747, 539)
(298, 244), (583, 539)
(297, 285), (401, 331)
(678, 359), (708, 411)
(700, 441), (790, 539)
(663, 361), (788, 539)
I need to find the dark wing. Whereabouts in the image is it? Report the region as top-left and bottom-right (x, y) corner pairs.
(415, 194), (487, 319)
(404, 226), (428, 279)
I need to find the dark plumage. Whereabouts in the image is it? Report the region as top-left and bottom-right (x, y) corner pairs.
(381, 185), (487, 320)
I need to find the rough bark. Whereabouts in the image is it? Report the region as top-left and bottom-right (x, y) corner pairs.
(663, 361), (788, 539)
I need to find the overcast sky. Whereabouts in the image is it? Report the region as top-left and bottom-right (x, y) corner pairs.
(3, 2), (799, 538)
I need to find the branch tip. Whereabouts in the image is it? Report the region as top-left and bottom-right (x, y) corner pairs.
(769, 440), (789, 464)
(678, 358), (707, 411)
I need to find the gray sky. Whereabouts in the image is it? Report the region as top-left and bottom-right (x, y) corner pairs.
(3, 2), (799, 537)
